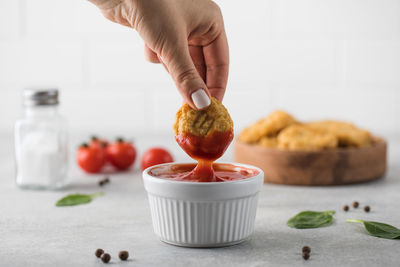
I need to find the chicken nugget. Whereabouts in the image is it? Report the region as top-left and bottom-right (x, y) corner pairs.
(239, 110), (296, 143)
(307, 120), (371, 147)
(277, 124), (338, 151)
(258, 136), (278, 148)
(173, 97), (234, 161)
(173, 97), (233, 137)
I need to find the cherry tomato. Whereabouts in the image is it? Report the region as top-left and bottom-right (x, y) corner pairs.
(89, 136), (108, 150)
(106, 138), (137, 170)
(77, 143), (106, 173)
(141, 147), (174, 170)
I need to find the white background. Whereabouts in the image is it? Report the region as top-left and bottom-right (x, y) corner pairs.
(0, 0), (399, 137)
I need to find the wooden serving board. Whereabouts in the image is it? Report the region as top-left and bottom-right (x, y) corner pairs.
(234, 137), (387, 185)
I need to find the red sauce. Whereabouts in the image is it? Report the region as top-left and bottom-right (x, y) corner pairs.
(149, 163), (259, 182)
(174, 130), (234, 182)
(175, 130), (234, 161)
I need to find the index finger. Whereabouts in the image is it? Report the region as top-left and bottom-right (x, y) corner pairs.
(202, 31), (229, 101)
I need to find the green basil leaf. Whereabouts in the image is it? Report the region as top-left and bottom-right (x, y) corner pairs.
(347, 219), (400, 239)
(56, 192), (104, 207)
(287, 210), (335, 229)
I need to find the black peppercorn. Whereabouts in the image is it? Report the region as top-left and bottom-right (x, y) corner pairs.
(119, 250), (129, 261)
(95, 248), (104, 258)
(364, 205), (370, 212)
(343, 205), (349, 211)
(99, 177), (110, 186)
(302, 246), (311, 254)
(302, 252), (310, 260)
(352, 201), (359, 208)
(101, 253), (111, 263)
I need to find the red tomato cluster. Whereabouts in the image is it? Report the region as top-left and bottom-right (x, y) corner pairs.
(77, 136), (136, 173)
(77, 136), (174, 174)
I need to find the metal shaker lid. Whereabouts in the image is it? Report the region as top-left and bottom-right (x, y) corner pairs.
(23, 88), (59, 106)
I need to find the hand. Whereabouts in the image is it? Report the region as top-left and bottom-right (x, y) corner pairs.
(90, 0), (229, 109)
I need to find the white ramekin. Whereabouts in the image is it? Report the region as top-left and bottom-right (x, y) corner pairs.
(143, 162), (264, 247)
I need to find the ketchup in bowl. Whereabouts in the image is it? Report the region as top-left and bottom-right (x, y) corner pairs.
(149, 162), (259, 182)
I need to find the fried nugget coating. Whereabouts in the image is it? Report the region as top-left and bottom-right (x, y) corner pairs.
(307, 120), (371, 147)
(258, 136), (278, 148)
(277, 124), (338, 151)
(173, 97), (233, 137)
(239, 110), (296, 143)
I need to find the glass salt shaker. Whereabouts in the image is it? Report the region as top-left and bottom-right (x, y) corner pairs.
(15, 89), (68, 189)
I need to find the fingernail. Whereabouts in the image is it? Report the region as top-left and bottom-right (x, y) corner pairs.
(191, 89), (211, 109)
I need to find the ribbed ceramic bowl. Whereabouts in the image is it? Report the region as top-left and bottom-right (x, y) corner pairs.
(143, 163), (264, 247)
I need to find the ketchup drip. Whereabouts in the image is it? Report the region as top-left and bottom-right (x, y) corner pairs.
(174, 130), (234, 182)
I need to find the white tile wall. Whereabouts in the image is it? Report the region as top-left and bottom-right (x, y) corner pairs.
(0, 88), (21, 130)
(0, 0), (399, 136)
(60, 87), (148, 134)
(25, 0), (130, 35)
(0, 0), (19, 36)
(275, 0), (400, 39)
(263, 40), (336, 84)
(88, 39), (170, 85)
(20, 40), (83, 84)
(223, 89), (274, 133)
(0, 41), (20, 83)
(345, 41), (400, 85)
(151, 88), (183, 133)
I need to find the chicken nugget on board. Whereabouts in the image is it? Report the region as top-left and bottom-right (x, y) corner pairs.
(277, 124), (338, 151)
(239, 110), (296, 144)
(173, 97), (233, 137)
(307, 120), (371, 147)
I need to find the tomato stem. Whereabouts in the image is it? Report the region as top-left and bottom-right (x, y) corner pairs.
(80, 143), (89, 148)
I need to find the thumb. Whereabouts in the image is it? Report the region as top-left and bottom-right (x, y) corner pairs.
(163, 43), (211, 110)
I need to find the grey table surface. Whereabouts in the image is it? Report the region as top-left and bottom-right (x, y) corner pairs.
(1, 132), (400, 267)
